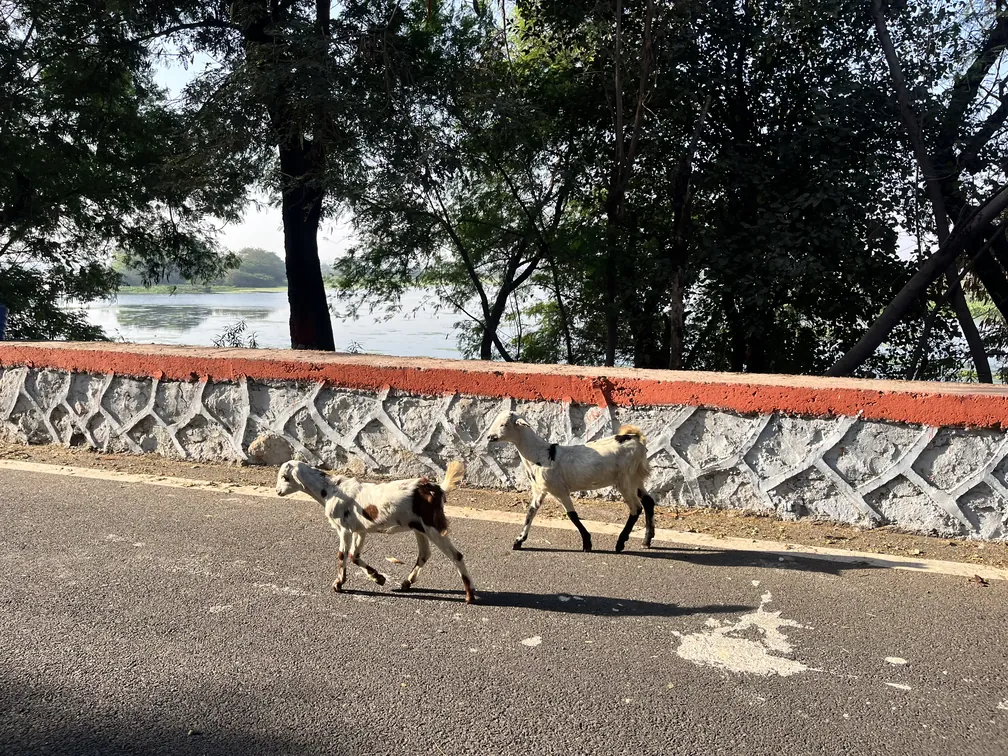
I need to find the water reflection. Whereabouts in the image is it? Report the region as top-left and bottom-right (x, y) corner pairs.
(85, 290), (462, 358)
(114, 305), (274, 331)
(116, 305), (214, 331)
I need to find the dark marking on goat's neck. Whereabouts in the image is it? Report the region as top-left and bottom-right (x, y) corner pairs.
(320, 489), (327, 498)
(411, 482), (449, 534)
(548, 444), (558, 462)
(362, 505), (378, 522)
(615, 434), (632, 443)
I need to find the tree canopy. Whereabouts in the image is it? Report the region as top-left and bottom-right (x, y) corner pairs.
(0, 0), (249, 340)
(4, 0), (1007, 381)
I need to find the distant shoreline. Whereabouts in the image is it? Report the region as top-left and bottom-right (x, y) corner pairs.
(116, 285), (288, 295)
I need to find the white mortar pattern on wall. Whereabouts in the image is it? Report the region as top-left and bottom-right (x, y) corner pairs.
(1, 367), (1007, 539)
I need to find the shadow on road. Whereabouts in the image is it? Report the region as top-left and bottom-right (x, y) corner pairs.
(345, 586), (750, 618)
(0, 719), (315, 756)
(519, 544), (895, 577)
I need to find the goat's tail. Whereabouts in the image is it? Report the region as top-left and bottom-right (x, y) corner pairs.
(441, 460), (465, 493)
(616, 424), (647, 445)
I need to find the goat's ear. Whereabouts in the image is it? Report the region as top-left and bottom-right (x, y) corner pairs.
(515, 416), (530, 428)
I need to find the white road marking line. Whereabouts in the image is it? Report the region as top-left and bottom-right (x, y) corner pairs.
(2, 458), (1006, 582)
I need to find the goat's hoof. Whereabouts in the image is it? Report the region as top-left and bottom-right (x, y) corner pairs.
(332, 580), (344, 593)
(614, 540), (626, 553)
(372, 573), (386, 586)
(397, 580), (412, 592)
(582, 540), (593, 553)
(465, 591), (476, 604)
(512, 539), (524, 551)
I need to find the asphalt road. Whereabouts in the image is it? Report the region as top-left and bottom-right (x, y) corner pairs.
(0, 468), (1006, 756)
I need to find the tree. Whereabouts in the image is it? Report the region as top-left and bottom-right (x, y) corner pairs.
(0, 0), (246, 340)
(148, 0), (358, 349)
(333, 4), (585, 362)
(828, 2), (1008, 379)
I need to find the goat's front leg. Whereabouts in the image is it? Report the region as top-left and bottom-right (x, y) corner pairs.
(333, 527), (352, 592)
(348, 532), (386, 587)
(615, 487), (643, 553)
(554, 491), (592, 553)
(513, 489), (545, 550)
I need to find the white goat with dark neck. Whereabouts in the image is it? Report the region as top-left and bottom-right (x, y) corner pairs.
(486, 411), (656, 552)
(275, 459), (475, 603)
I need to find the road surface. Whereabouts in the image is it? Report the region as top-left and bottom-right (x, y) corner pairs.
(0, 468), (1006, 755)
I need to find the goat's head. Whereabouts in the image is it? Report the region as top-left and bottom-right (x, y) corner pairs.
(276, 460), (342, 503)
(486, 410), (528, 443)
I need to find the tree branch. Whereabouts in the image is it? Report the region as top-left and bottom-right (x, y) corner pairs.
(827, 184), (1008, 377)
(135, 19), (241, 43)
(959, 97), (1008, 174)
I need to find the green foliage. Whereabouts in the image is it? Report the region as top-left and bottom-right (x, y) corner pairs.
(212, 319), (258, 348)
(0, 0), (250, 340)
(222, 247), (286, 287)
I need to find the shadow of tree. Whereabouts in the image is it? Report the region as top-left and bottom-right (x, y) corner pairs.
(0, 711), (318, 756)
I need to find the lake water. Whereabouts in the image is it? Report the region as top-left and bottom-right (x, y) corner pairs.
(83, 290), (464, 358)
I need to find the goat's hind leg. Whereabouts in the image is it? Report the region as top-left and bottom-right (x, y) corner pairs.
(398, 529), (431, 591)
(349, 532), (386, 587)
(426, 530), (475, 604)
(513, 490), (545, 550)
(639, 488), (656, 548)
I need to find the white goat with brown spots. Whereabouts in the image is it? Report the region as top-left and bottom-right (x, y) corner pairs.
(486, 411), (655, 553)
(275, 459), (475, 603)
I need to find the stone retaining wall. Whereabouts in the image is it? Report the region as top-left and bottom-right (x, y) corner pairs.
(2, 343), (1007, 540)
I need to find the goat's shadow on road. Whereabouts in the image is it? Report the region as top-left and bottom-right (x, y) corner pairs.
(342, 586), (749, 618)
(520, 543), (894, 577)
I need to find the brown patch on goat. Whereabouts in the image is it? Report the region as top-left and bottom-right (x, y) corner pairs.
(411, 482), (449, 534)
(362, 504), (379, 522)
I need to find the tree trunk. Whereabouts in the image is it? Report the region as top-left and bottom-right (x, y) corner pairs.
(279, 143), (335, 351)
(667, 266), (685, 369)
(604, 222), (619, 366)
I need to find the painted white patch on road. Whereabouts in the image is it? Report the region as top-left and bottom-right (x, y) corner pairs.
(672, 592), (810, 677)
(885, 682), (912, 691)
(521, 636), (542, 648)
(997, 699), (1008, 711)
(885, 657), (908, 665)
(208, 604), (233, 614)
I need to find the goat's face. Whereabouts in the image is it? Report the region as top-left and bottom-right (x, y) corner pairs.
(486, 410), (524, 443)
(275, 460), (304, 497)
